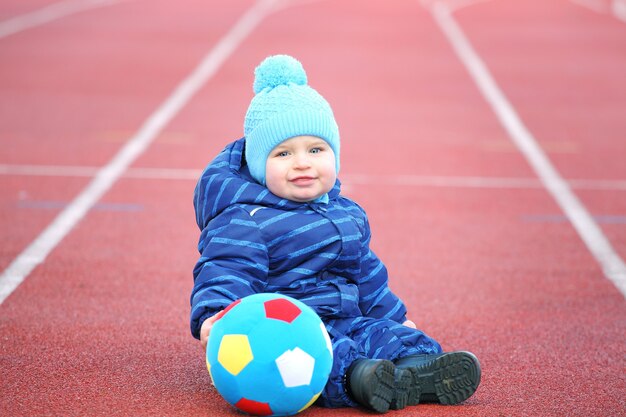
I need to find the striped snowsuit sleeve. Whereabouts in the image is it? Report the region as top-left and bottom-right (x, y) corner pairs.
(355, 213), (408, 324)
(190, 206), (269, 339)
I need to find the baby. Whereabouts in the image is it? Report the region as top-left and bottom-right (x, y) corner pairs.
(190, 54), (481, 412)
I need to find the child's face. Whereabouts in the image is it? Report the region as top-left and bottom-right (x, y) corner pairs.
(265, 135), (336, 202)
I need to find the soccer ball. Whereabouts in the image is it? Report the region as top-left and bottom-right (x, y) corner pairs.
(206, 293), (333, 416)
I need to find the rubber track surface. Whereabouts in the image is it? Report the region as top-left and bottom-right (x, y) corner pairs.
(1, 1), (625, 416)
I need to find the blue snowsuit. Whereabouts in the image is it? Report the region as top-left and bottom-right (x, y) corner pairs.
(190, 139), (442, 407)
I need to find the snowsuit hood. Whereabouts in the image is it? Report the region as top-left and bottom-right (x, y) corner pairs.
(193, 138), (341, 231)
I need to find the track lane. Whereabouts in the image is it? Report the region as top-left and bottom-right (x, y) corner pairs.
(452, 0), (626, 290)
(0, 0), (263, 304)
(0, 0), (258, 276)
(0, 0), (256, 167)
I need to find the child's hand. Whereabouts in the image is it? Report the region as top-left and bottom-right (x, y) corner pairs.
(200, 312), (222, 350)
(403, 319), (417, 329)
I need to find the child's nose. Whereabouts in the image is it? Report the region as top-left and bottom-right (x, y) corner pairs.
(293, 153), (312, 168)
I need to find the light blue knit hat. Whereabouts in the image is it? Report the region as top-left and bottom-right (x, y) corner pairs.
(243, 55), (340, 185)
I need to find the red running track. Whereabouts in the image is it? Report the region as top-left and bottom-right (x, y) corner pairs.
(1, 1), (625, 416)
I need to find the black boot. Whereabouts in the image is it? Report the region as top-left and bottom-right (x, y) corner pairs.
(346, 359), (410, 413)
(395, 351), (481, 406)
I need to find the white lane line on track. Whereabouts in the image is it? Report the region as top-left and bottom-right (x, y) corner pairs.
(611, 0), (626, 21)
(0, 0), (126, 40)
(429, 1), (626, 297)
(0, 0), (278, 305)
(4, 163), (626, 191)
(569, 0), (608, 13)
(569, 0), (626, 23)
(345, 174), (626, 191)
(420, 0), (495, 13)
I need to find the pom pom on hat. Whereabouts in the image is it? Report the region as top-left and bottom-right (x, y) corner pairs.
(253, 55), (307, 94)
(244, 55), (340, 185)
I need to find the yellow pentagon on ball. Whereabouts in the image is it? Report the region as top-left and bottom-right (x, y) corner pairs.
(218, 334), (253, 376)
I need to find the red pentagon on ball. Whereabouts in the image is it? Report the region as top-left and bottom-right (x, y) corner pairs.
(263, 298), (301, 323)
(235, 398), (273, 416)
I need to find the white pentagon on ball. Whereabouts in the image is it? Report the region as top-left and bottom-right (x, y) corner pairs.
(275, 347), (315, 388)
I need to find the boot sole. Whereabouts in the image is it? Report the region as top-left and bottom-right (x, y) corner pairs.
(351, 360), (396, 413)
(389, 368), (413, 410)
(402, 351), (481, 405)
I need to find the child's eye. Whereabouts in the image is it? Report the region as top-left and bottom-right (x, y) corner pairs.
(275, 151), (289, 157)
(310, 147), (322, 154)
